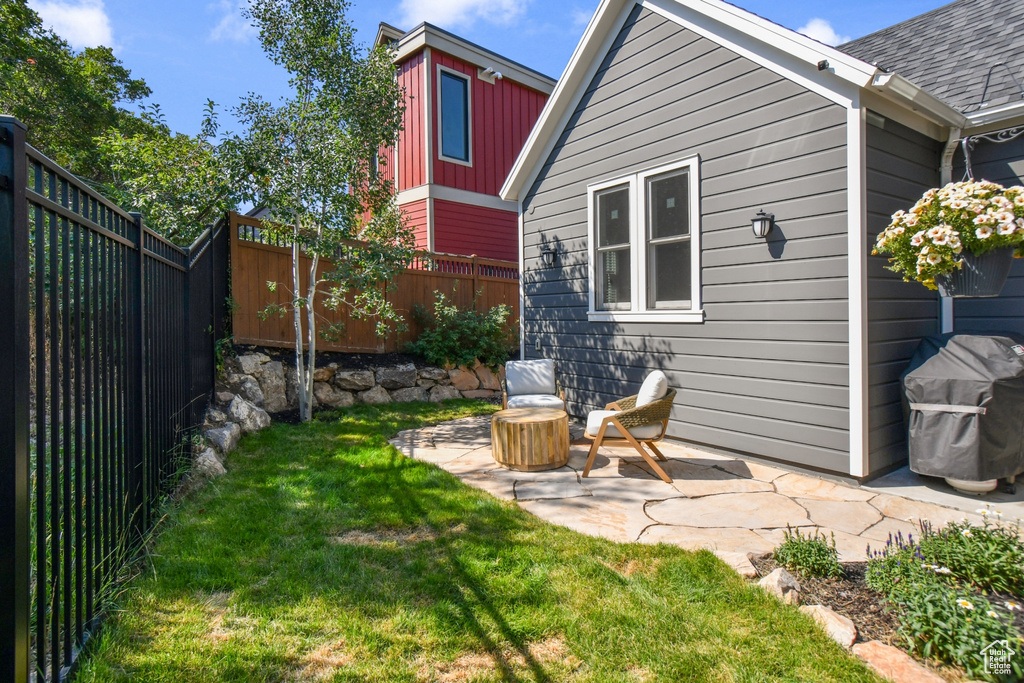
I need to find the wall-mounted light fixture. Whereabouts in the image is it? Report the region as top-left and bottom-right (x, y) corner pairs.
(751, 210), (774, 238)
(541, 246), (557, 266)
(817, 60), (830, 71)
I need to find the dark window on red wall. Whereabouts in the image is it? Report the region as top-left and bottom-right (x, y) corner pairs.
(439, 71), (470, 162)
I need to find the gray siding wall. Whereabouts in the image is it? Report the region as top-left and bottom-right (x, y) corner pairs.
(521, 5), (852, 473)
(865, 117), (942, 475)
(953, 135), (1024, 335)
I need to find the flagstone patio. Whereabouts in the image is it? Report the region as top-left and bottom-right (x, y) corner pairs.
(389, 416), (1024, 578)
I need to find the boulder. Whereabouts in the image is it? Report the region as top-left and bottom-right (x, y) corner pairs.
(285, 366), (299, 407)
(428, 385), (462, 403)
(228, 396), (271, 434)
(390, 386), (428, 403)
(376, 363), (417, 389)
(418, 367), (448, 381)
(416, 379), (437, 388)
(314, 381), (355, 408)
(215, 391), (235, 406)
(312, 363), (337, 383)
(474, 364), (502, 391)
(448, 366), (480, 391)
(258, 361), (289, 413)
(334, 369), (375, 391)
(236, 353), (268, 375)
(799, 605), (857, 648)
(206, 422), (241, 454)
(358, 385), (392, 405)
(204, 407), (227, 429)
(758, 567), (801, 605)
(461, 389), (496, 399)
(194, 447), (226, 478)
(237, 375), (264, 407)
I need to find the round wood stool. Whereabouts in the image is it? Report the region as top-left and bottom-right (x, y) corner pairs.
(490, 408), (570, 471)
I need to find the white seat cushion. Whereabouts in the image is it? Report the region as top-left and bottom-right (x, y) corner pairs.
(505, 359), (556, 396)
(636, 370), (668, 407)
(585, 410), (663, 440)
(507, 394), (565, 410)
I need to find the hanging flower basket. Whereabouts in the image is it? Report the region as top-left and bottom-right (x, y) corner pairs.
(934, 246), (1015, 297)
(872, 180), (1024, 297)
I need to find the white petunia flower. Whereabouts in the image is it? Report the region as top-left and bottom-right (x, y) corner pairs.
(976, 226), (994, 239)
(927, 252), (942, 265)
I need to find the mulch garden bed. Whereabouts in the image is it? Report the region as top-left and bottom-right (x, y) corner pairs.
(750, 556), (900, 645)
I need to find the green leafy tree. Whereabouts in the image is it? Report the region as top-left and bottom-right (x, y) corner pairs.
(0, 0), (152, 184)
(96, 102), (243, 245)
(230, 0), (413, 421)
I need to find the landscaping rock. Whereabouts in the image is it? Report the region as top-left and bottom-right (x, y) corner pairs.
(285, 366), (299, 407)
(419, 367), (448, 381)
(428, 385), (462, 402)
(206, 422), (241, 454)
(799, 605), (857, 648)
(474, 364), (502, 391)
(758, 567), (801, 605)
(334, 369), (375, 391)
(258, 361), (288, 413)
(390, 386), (428, 403)
(204, 407), (227, 429)
(448, 367), (480, 391)
(236, 353), (268, 375)
(215, 391), (235, 405)
(461, 389), (496, 399)
(416, 379), (436, 388)
(314, 382), (355, 408)
(851, 641), (945, 683)
(358, 385), (392, 405)
(237, 375), (264, 407)
(376, 363), (417, 389)
(228, 396), (271, 434)
(313, 363), (337, 383)
(194, 447), (226, 478)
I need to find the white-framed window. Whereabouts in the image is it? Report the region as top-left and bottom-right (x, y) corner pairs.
(586, 156), (703, 323)
(437, 65), (472, 166)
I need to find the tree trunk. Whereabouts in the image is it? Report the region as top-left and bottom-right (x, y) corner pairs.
(291, 217), (310, 422)
(304, 253), (319, 420)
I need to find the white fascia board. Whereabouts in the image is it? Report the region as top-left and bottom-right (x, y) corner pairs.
(869, 73), (967, 129)
(396, 184), (518, 212)
(847, 103), (869, 478)
(393, 25), (555, 94)
(502, 0), (876, 202)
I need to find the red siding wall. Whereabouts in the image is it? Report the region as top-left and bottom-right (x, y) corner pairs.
(430, 51), (548, 196)
(397, 53), (426, 191)
(433, 199), (517, 261)
(400, 198), (429, 251)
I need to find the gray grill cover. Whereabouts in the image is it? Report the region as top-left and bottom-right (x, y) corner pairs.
(901, 333), (1024, 481)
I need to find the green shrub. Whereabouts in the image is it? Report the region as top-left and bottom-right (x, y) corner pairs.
(917, 518), (1024, 595)
(406, 290), (516, 368)
(773, 526), (842, 578)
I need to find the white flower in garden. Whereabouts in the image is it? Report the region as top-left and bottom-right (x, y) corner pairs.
(911, 231), (925, 246)
(998, 222), (1016, 235)
(935, 567), (952, 575)
(1015, 195), (1024, 206)
(957, 599), (974, 610)
(1006, 601), (1022, 611)
(927, 227), (944, 239)
(905, 214), (919, 227)
(993, 210), (1015, 224)
(987, 610), (999, 618)
(932, 233), (949, 246)
(977, 509), (989, 515)
(891, 225), (904, 234)
(926, 252), (942, 265)
(961, 529), (972, 537)
(949, 198), (969, 209)
(976, 226), (994, 239)
(974, 213), (996, 225)
(891, 210), (906, 222)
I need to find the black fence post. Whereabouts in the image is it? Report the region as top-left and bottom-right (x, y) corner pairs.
(0, 116), (30, 683)
(128, 213), (147, 538)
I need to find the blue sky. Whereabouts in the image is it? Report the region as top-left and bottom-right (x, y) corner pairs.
(28, 0), (949, 137)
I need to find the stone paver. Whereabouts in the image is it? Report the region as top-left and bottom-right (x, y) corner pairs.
(394, 416), (1009, 581)
(797, 498), (883, 536)
(800, 605), (857, 649)
(851, 641), (945, 683)
(647, 493), (811, 529)
(638, 525), (776, 555)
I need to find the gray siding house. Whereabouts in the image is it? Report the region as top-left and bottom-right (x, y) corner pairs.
(500, 0), (1024, 479)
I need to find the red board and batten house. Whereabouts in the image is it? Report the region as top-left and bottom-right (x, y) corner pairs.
(375, 22), (555, 262)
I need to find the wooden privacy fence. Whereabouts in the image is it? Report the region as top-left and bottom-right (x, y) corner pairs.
(229, 211), (520, 353)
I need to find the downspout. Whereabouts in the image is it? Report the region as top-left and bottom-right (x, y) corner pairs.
(938, 126), (961, 334)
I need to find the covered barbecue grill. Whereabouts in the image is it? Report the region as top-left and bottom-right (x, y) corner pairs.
(902, 333), (1024, 482)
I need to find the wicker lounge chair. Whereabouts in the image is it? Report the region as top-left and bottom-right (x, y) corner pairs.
(582, 371), (675, 483)
(501, 359), (566, 410)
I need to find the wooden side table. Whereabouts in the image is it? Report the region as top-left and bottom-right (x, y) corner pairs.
(491, 408), (570, 471)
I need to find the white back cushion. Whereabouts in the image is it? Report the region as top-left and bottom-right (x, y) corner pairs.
(635, 370), (668, 407)
(505, 359), (556, 396)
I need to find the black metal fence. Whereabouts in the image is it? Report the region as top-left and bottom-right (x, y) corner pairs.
(0, 116), (229, 683)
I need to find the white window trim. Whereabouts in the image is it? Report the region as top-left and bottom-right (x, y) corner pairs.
(586, 155), (704, 323)
(436, 64), (473, 167)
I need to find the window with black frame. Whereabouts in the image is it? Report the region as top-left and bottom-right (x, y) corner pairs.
(439, 70), (470, 163)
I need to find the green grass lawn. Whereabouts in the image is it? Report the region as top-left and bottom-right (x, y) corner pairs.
(79, 400), (878, 682)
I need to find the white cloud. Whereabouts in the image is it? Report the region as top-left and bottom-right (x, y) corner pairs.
(396, 0), (527, 30)
(28, 0), (113, 49)
(796, 18), (850, 47)
(570, 7), (592, 31)
(208, 1), (257, 43)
